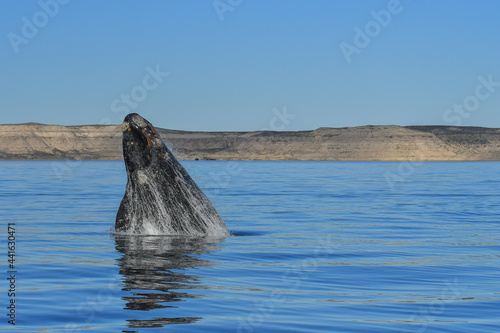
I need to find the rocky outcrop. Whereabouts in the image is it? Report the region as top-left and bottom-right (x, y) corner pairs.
(1, 123), (500, 161)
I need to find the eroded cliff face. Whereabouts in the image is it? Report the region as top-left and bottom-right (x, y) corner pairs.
(1, 123), (500, 161)
(0, 123), (122, 160)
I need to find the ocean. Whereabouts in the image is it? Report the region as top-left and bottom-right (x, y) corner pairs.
(0, 161), (499, 332)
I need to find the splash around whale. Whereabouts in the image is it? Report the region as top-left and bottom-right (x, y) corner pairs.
(115, 113), (230, 236)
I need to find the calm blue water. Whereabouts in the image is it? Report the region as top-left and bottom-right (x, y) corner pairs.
(0, 161), (499, 332)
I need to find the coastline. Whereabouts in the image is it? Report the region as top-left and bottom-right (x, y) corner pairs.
(1, 123), (500, 161)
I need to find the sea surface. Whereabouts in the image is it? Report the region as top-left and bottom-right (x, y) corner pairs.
(0, 161), (499, 332)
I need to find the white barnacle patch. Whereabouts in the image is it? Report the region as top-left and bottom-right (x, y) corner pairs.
(132, 115), (147, 128)
(135, 170), (149, 185)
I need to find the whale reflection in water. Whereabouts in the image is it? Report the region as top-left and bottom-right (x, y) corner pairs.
(114, 234), (225, 329)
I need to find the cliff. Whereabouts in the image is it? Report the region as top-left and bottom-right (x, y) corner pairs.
(1, 123), (500, 161)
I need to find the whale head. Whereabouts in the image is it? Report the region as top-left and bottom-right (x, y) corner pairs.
(121, 113), (166, 176)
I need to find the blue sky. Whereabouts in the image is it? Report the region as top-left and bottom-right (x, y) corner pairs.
(1, 0), (500, 131)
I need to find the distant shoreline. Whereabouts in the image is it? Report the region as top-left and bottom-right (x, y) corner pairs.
(1, 123), (500, 161)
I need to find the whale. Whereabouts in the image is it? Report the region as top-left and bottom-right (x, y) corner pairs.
(115, 113), (230, 236)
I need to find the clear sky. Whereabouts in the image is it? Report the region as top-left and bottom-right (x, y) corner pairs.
(1, 0), (500, 131)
